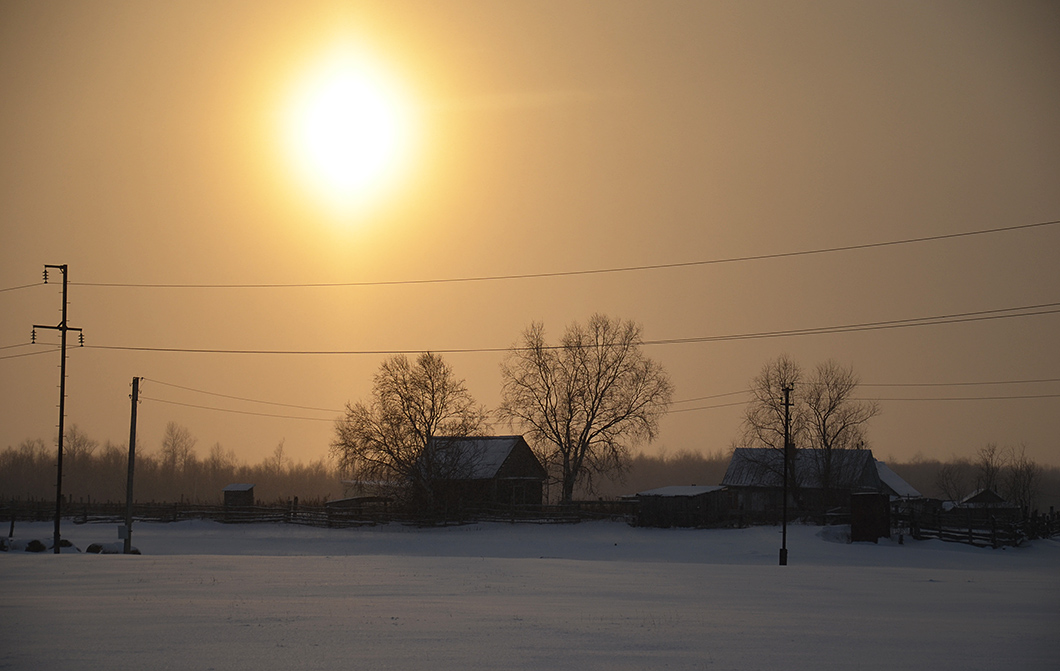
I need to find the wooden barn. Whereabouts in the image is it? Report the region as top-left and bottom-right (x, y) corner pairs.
(421, 435), (547, 509)
(722, 448), (883, 516)
(222, 483), (255, 507)
(634, 485), (729, 528)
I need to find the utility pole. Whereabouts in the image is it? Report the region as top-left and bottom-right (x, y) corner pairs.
(780, 384), (793, 566)
(32, 264), (83, 554)
(124, 377), (141, 554)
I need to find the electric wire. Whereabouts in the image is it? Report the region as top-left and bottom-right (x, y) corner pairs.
(78, 300), (1060, 356)
(143, 377), (344, 414)
(857, 393), (1060, 402)
(68, 218), (1060, 289)
(140, 396), (338, 422)
(860, 377), (1060, 388)
(0, 346), (59, 361)
(0, 282), (42, 294)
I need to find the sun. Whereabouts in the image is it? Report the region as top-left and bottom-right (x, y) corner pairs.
(284, 46), (415, 216)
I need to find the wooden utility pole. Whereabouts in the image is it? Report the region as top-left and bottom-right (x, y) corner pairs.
(124, 377), (141, 554)
(780, 384), (793, 566)
(33, 264), (82, 554)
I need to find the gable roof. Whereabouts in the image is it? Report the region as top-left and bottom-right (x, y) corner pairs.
(875, 461), (921, 498)
(424, 436), (545, 480)
(722, 448), (882, 491)
(960, 488), (1008, 506)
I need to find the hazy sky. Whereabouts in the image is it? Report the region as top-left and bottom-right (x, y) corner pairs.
(2, 1), (1058, 471)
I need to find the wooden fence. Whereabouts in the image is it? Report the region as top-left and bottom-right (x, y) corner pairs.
(906, 508), (1059, 548)
(1, 497), (634, 530)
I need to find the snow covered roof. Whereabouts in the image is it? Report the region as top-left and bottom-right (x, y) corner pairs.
(722, 448), (881, 491)
(875, 461), (921, 498)
(222, 483), (255, 492)
(425, 436), (543, 480)
(636, 485), (725, 498)
(959, 488), (1008, 506)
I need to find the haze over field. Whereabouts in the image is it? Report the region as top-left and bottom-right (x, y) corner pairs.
(2, 1), (1058, 468)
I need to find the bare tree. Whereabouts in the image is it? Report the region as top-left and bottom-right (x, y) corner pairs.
(735, 356), (878, 508)
(267, 439), (288, 475)
(498, 315), (673, 503)
(331, 352), (488, 503)
(206, 442), (237, 475)
(735, 354), (805, 451)
(974, 443), (1005, 493)
(63, 424), (98, 466)
(160, 422), (197, 475)
(935, 460), (972, 503)
(1003, 444), (1041, 513)
(801, 360), (879, 500)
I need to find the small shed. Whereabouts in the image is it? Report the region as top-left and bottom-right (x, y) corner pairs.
(635, 485), (728, 528)
(222, 483), (255, 507)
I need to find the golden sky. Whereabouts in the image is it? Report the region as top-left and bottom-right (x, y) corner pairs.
(2, 1), (1059, 469)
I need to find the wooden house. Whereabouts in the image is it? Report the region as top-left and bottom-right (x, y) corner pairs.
(722, 448), (883, 515)
(421, 436), (547, 509)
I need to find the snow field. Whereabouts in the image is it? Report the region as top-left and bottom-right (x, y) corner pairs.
(2, 521), (1058, 670)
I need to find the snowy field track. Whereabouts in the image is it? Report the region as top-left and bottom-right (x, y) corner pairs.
(2, 520), (1058, 670)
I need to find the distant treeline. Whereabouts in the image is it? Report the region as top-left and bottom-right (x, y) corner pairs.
(0, 425), (337, 506)
(3, 426), (1057, 511)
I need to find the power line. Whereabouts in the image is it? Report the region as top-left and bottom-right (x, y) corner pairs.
(140, 396), (338, 422)
(861, 377), (1060, 388)
(69, 218), (1060, 289)
(144, 377), (344, 413)
(78, 299), (1060, 356)
(667, 400), (750, 413)
(672, 390), (750, 404)
(858, 393), (1060, 402)
(0, 346), (59, 361)
(0, 282), (42, 294)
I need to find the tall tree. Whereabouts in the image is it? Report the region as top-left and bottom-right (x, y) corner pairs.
(801, 360), (880, 499)
(736, 356), (878, 506)
(159, 422), (197, 475)
(974, 443), (1005, 493)
(331, 352), (488, 502)
(498, 314), (673, 503)
(735, 354), (805, 454)
(1003, 444), (1042, 513)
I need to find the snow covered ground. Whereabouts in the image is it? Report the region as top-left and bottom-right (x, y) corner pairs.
(2, 520), (1057, 670)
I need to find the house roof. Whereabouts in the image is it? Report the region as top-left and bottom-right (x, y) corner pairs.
(222, 483), (255, 492)
(875, 461), (921, 498)
(722, 448), (881, 491)
(960, 488), (1008, 506)
(425, 436), (543, 480)
(636, 485), (725, 498)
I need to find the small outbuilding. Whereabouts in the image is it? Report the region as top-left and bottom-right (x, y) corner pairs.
(222, 483), (255, 507)
(634, 485), (729, 528)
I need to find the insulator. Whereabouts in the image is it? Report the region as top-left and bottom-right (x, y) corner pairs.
(31, 328), (36, 344)
(78, 333), (84, 347)
(43, 268), (48, 283)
